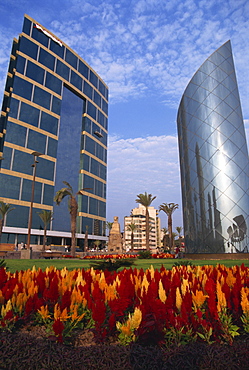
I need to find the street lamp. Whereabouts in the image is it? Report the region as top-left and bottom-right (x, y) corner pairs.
(27, 151), (43, 250)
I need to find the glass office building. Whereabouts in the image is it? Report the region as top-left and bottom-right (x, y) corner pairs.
(177, 41), (249, 253)
(0, 15), (108, 247)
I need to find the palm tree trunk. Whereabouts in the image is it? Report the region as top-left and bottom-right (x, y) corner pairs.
(168, 215), (173, 252)
(70, 196), (78, 257)
(84, 226), (88, 252)
(42, 226), (47, 251)
(131, 231), (134, 252)
(145, 208), (149, 251)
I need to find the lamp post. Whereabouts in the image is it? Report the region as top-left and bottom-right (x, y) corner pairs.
(26, 151), (43, 250)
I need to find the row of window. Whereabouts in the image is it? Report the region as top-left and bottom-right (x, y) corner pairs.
(0, 173), (54, 206)
(79, 194), (106, 218)
(1, 148), (55, 182)
(83, 117), (107, 145)
(5, 121), (58, 158)
(82, 135), (107, 163)
(21, 19), (108, 100)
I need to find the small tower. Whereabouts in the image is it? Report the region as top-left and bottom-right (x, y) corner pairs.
(108, 216), (123, 254)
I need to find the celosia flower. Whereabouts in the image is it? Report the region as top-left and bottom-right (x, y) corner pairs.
(37, 305), (51, 320)
(217, 281), (227, 312)
(192, 290), (209, 311)
(158, 280), (167, 303)
(176, 287), (182, 311)
(241, 287), (249, 314)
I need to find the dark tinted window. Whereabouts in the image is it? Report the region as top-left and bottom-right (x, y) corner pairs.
(0, 174), (20, 199)
(40, 112), (58, 135)
(15, 55), (26, 74)
(45, 72), (62, 95)
(78, 60), (89, 79)
(19, 102), (40, 127)
(71, 71), (82, 91)
(87, 101), (96, 120)
(12, 151), (34, 175)
(83, 81), (93, 99)
(5, 121), (26, 147)
(36, 157), (55, 181)
(93, 90), (101, 107)
(33, 86), (51, 110)
(89, 70), (98, 88)
(9, 98), (19, 119)
(31, 26), (49, 47)
(27, 130), (46, 154)
(51, 96), (61, 115)
(21, 178), (42, 203)
(65, 49), (78, 69)
(13, 76), (32, 101)
(1, 147), (12, 170)
(39, 48), (55, 70)
(22, 17), (32, 35)
(26, 61), (44, 84)
(47, 137), (58, 157)
(43, 184), (54, 205)
(56, 59), (69, 80)
(50, 40), (65, 58)
(19, 36), (38, 60)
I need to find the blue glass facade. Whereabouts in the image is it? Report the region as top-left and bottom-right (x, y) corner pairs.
(177, 41), (249, 253)
(0, 15), (108, 245)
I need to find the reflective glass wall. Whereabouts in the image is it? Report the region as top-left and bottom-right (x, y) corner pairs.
(177, 41), (249, 253)
(0, 15), (108, 243)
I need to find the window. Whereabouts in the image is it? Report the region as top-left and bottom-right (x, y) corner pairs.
(50, 40), (65, 58)
(27, 130), (46, 154)
(40, 112), (58, 135)
(22, 17), (32, 36)
(43, 184), (54, 205)
(89, 71), (98, 88)
(83, 81), (93, 99)
(70, 71), (82, 91)
(5, 121), (27, 147)
(78, 60), (89, 79)
(31, 26), (49, 48)
(26, 61), (44, 84)
(13, 76), (33, 101)
(19, 102), (40, 127)
(51, 96), (61, 115)
(47, 137), (58, 157)
(19, 36), (38, 60)
(15, 55), (26, 75)
(45, 72), (62, 95)
(65, 49), (78, 69)
(0, 173), (20, 199)
(21, 178), (42, 203)
(33, 86), (51, 110)
(87, 101), (96, 120)
(56, 60), (69, 80)
(39, 49), (55, 71)
(8, 98), (19, 119)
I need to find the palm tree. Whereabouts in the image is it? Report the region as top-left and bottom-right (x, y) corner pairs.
(161, 227), (168, 250)
(126, 223), (137, 252)
(106, 221), (113, 236)
(135, 192), (156, 251)
(159, 203), (179, 252)
(0, 202), (15, 242)
(54, 181), (84, 257)
(37, 210), (53, 251)
(176, 226), (183, 240)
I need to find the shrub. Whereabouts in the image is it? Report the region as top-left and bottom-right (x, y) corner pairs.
(89, 258), (135, 271)
(138, 250), (151, 259)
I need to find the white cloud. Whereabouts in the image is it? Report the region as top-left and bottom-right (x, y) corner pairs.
(106, 134), (183, 228)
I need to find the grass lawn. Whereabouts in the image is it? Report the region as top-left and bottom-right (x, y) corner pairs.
(4, 258), (249, 273)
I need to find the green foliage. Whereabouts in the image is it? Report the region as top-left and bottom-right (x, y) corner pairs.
(137, 250), (152, 259)
(164, 326), (195, 347)
(90, 258), (135, 271)
(0, 259), (7, 269)
(173, 260), (194, 267)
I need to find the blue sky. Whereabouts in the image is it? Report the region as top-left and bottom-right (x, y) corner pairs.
(0, 0), (249, 231)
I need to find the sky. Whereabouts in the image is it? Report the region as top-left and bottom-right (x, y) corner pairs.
(0, 0), (249, 231)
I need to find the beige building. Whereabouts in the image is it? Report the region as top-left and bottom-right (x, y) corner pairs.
(124, 204), (161, 252)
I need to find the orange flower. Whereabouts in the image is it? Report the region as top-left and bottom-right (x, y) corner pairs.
(37, 305), (51, 320)
(192, 290), (208, 311)
(217, 281), (226, 312)
(241, 287), (249, 314)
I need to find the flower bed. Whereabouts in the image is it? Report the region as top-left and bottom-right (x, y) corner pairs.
(81, 252), (174, 259)
(1, 264), (249, 346)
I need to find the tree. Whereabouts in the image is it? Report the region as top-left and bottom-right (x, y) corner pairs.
(126, 223), (137, 252)
(37, 210), (53, 251)
(159, 203), (179, 252)
(54, 181), (83, 257)
(135, 192), (156, 251)
(161, 227), (168, 250)
(176, 226), (183, 240)
(0, 202), (15, 242)
(106, 221), (113, 236)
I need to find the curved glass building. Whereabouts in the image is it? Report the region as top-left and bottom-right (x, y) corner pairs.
(177, 40), (249, 253)
(0, 15), (108, 247)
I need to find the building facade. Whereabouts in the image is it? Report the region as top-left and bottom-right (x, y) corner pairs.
(124, 205), (161, 252)
(177, 40), (249, 253)
(0, 15), (108, 247)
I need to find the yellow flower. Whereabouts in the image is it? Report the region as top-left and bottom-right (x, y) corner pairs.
(217, 281), (226, 312)
(176, 287), (182, 311)
(141, 275), (149, 296)
(158, 280), (167, 303)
